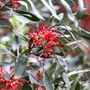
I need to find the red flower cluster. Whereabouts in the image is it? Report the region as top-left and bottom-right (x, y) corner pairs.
(80, 16), (90, 31)
(12, 0), (20, 7)
(36, 71), (44, 90)
(0, 67), (25, 90)
(72, 0), (90, 32)
(2, 79), (25, 90)
(36, 71), (41, 80)
(28, 24), (62, 57)
(72, 5), (78, 12)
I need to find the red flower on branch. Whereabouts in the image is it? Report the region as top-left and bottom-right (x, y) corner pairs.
(28, 24), (62, 57)
(0, 67), (26, 90)
(36, 71), (41, 80)
(72, 5), (78, 12)
(73, 0), (90, 31)
(5, 79), (26, 90)
(12, 0), (20, 7)
(35, 71), (44, 90)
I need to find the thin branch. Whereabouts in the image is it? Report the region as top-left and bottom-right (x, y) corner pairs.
(68, 69), (90, 77)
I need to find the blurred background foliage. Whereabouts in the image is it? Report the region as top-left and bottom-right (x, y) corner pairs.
(0, 0), (90, 90)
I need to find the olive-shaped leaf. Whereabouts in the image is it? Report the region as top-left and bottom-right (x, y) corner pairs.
(43, 71), (54, 90)
(15, 10), (40, 21)
(14, 55), (28, 78)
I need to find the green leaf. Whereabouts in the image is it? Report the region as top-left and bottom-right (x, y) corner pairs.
(78, 14), (90, 19)
(48, 62), (57, 74)
(27, 71), (43, 85)
(3, 74), (11, 80)
(0, 63), (11, 80)
(53, 76), (62, 84)
(15, 10), (40, 21)
(0, 62), (10, 66)
(1, 62), (11, 75)
(0, 20), (12, 30)
(18, 1), (28, 10)
(13, 31), (29, 41)
(76, 0), (85, 19)
(27, 0), (44, 20)
(78, 0), (84, 13)
(66, 54), (83, 66)
(13, 13), (30, 23)
(12, 35), (19, 54)
(75, 82), (83, 90)
(66, 0), (75, 7)
(40, 0), (60, 20)
(0, 49), (15, 57)
(55, 55), (68, 72)
(78, 29), (90, 40)
(43, 71), (54, 90)
(53, 66), (65, 80)
(22, 82), (32, 90)
(62, 72), (70, 90)
(59, 0), (75, 21)
(14, 55), (28, 78)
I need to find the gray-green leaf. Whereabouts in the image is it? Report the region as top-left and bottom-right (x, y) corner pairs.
(43, 71), (54, 90)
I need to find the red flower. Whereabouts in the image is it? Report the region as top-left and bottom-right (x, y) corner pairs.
(72, 5), (78, 12)
(72, 0), (90, 32)
(36, 71), (44, 90)
(79, 0), (90, 32)
(0, 67), (7, 77)
(0, 67), (26, 90)
(37, 85), (44, 90)
(36, 71), (41, 80)
(12, 0), (20, 7)
(28, 24), (62, 57)
(5, 79), (26, 90)
(80, 16), (90, 31)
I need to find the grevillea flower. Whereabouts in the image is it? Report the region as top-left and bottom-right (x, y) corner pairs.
(35, 71), (44, 90)
(72, 5), (78, 12)
(12, 0), (20, 7)
(0, 67), (26, 90)
(28, 24), (62, 57)
(36, 71), (41, 80)
(5, 79), (26, 90)
(0, 67), (4, 77)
